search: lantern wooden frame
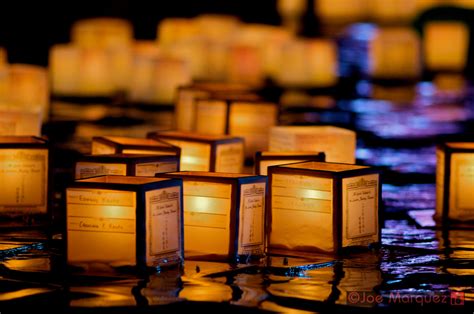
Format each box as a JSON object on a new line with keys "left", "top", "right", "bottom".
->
{"left": 92, "top": 136, "right": 181, "bottom": 156}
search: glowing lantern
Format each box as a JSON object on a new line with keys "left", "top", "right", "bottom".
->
{"left": 71, "top": 18, "right": 133, "bottom": 49}
{"left": 194, "top": 96, "right": 278, "bottom": 157}
{"left": 275, "top": 38, "right": 338, "bottom": 88}
{"left": 423, "top": 21, "right": 469, "bottom": 72}
{"left": 0, "top": 107, "right": 42, "bottom": 136}
{"left": 91, "top": 136, "right": 180, "bottom": 156}
{"left": 227, "top": 44, "right": 264, "bottom": 86}
{"left": 268, "top": 161, "right": 380, "bottom": 255}
{"left": 269, "top": 126, "right": 356, "bottom": 164}
{"left": 255, "top": 151, "right": 326, "bottom": 175}
{"left": 157, "top": 171, "right": 266, "bottom": 261}
{"left": 368, "top": 27, "right": 421, "bottom": 79}
{"left": 194, "top": 14, "right": 240, "bottom": 43}
{"left": 277, "top": 0, "right": 307, "bottom": 33}
{"left": 148, "top": 131, "right": 244, "bottom": 173}
{"left": 67, "top": 175, "right": 183, "bottom": 269}
{"left": 436, "top": 142, "right": 474, "bottom": 222}
{"left": 0, "top": 64, "right": 49, "bottom": 121}
{"left": 315, "top": 0, "right": 369, "bottom": 26}
{"left": 157, "top": 18, "right": 198, "bottom": 46}
{"left": 0, "top": 136, "right": 48, "bottom": 227}
{"left": 175, "top": 83, "right": 251, "bottom": 132}
{"left": 368, "top": 0, "right": 417, "bottom": 23}
{"left": 75, "top": 154, "right": 180, "bottom": 179}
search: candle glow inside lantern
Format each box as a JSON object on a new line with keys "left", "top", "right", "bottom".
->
{"left": 75, "top": 154, "right": 180, "bottom": 179}
{"left": 92, "top": 136, "right": 181, "bottom": 157}
{"left": 368, "top": 27, "right": 421, "bottom": 79}
{"left": 268, "top": 161, "right": 380, "bottom": 255}
{"left": 67, "top": 176, "right": 183, "bottom": 269}
{"left": 0, "top": 107, "right": 42, "bottom": 136}
{"left": 148, "top": 131, "right": 244, "bottom": 173}
{"left": 157, "top": 171, "right": 267, "bottom": 261}
{"left": 269, "top": 126, "right": 356, "bottom": 164}
{"left": 255, "top": 151, "right": 326, "bottom": 176}
{"left": 436, "top": 142, "right": 474, "bottom": 222}
{"left": 0, "top": 136, "right": 49, "bottom": 226}
{"left": 175, "top": 83, "right": 252, "bottom": 132}
{"left": 423, "top": 21, "right": 469, "bottom": 72}
{"left": 194, "top": 96, "right": 278, "bottom": 157}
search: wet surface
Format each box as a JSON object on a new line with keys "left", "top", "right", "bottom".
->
{"left": 2, "top": 93, "right": 474, "bottom": 312}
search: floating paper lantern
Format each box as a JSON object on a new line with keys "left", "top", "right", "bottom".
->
{"left": 436, "top": 142, "right": 474, "bottom": 222}
{"left": 368, "top": 27, "right": 421, "bottom": 79}
{"left": 148, "top": 131, "right": 244, "bottom": 173}
{"left": 0, "top": 107, "right": 42, "bottom": 136}
{"left": 175, "top": 83, "right": 251, "bottom": 132}
{"left": 194, "top": 96, "right": 278, "bottom": 157}
{"left": 423, "top": 21, "right": 469, "bottom": 72}
{"left": 67, "top": 176, "right": 183, "bottom": 270}
{"left": 269, "top": 126, "right": 356, "bottom": 164}
{"left": 75, "top": 154, "right": 180, "bottom": 179}
{"left": 157, "top": 18, "right": 198, "bottom": 47}
{"left": 91, "top": 136, "right": 181, "bottom": 156}
{"left": 157, "top": 171, "right": 266, "bottom": 261}
{"left": 0, "top": 136, "right": 48, "bottom": 227}
{"left": 255, "top": 151, "right": 326, "bottom": 175}
{"left": 268, "top": 161, "right": 381, "bottom": 255}
{"left": 275, "top": 38, "right": 338, "bottom": 88}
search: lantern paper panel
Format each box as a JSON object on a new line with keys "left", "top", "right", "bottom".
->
{"left": 269, "top": 126, "right": 356, "bottom": 164}
{"left": 268, "top": 161, "right": 380, "bottom": 256}
{"left": 255, "top": 151, "right": 326, "bottom": 175}
{"left": 67, "top": 176, "right": 183, "bottom": 269}
{"left": 423, "top": 21, "right": 469, "bottom": 72}
{"left": 92, "top": 136, "right": 181, "bottom": 156}
{"left": 0, "top": 108, "right": 42, "bottom": 136}
{"left": 75, "top": 154, "right": 179, "bottom": 179}
{"left": 157, "top": 171, "right": 266, "bottom": 261}
{"left": 71, "top": 18, "right": 133, "bottom": 49}
{"left": 0, "top": 136, "right": 48, "bottom": 226}
{"left": 436, "top": 142, "right": 474, "bottom": 222}
{"left": 148, "top": 131, "right": 244, "bottom": 173}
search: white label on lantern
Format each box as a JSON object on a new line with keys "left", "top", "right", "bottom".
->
{"left": 135, "top": 161, "right": 178, "bottom": 177}
{"left": 91, "top": 141, "right": 116, "bottom": 155}
{"left": 146, "top": 186, "right": 181, "bottom": 263}
{"left": 450, "top": 153, "right": 474, "bottom": 220}
{"left": 342, "top": 174, "right": 379, "bottom": 247}
{"left": 238, "top": 182, "right": 265, "bottom": 255}
{"left": 66, "top": 189, "right": 136, "bottom": 265}
{"left": 0, "top": 149, "right": 48, "bottom": 214}
{"left": 435, "top": 148, "right": 445, "bottom": 219}
{"left": 270, "top": 173, "right": 334, "bottom": 253}
{"left": 75, "top": 162, "right": 127, "bottom": 179}
{"left": 215, "top": 141, "right": 243, "bottom": 173}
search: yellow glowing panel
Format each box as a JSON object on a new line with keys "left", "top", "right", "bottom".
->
{"left": 0, "top": 109, "right": 42, "bottom": 136}
{"left": 135, "top": 161, "right": 178, "bottom": 177}
{"left": 49, "top": 45, "right": 81, "bottom": 95}
{"left": 315, "top": 0, "right": 368, "bottom": 23}
{"left": 195, "top": 14, "right": 240, "bottom": 42}
{"left": 75, "top": 162, "right": 127, "bottom": 179}
{"left": 369, "top": 27, "right": 420, "bottom": 79}
{"left": 341, "top": 174, "right": 379, "bottom": 247}
{"left": 183, "top": 181, "right": 232, "bottom": 257}
{"left": 435, "top": 148, "right": 445, "bottom": 220}
{"left": 71, "top": 18, "right": 133, "bottom": 49}
{"left": 0, "top": 149, "right": 48, "bottom": 214}
{"left": 152, "top": 58, "right": 192, "bottom": 104}
{"left": 194, "top": 100, "right": 227, "bottom": 135}
{"left": 175, "top": 88, "right": 209, "bottom": 131}
{"left": 368, "top": 0, "right": 417, "bottom": 22}
{"left": 67, "top": 188, "right": 136, "bottom": 266}
{"left": 91, "top": 141, "right": 116, "bottom": 155}
{"left": 157, "top": 18, "right": 198, "bottom": 46}
{"left": 145, "top": 186, "right": 181, "bottom": 265}
{"left": 164, "top": 139, "right": 211, "bottom": 171}
{"left": 449, "top": 153, "right": 474, "bottom": 221}
{"left": 215, "top": 141, "right": 244, "bottom": 173}
{"left": 270, "top": 173, "right": 334, "bottom": 253}
{"left": 277, "top": 0, "right": 307, "bottom": 17}
{"left": 269, "top": 126, "right": 356, "bottom": 164}
{"left": 424, "top": 22, "right": 469, "bottom": 71}
{"left": 79, "top": 48, "right": 115, "bottom": 96}
{"left": 227, "top": 45, "right": 264, "bottom": 86}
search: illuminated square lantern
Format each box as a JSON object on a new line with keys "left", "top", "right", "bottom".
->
{"left": 268, "top": 161, "right": 381, "bottom": 255}
{"left": 67, "top": 175, "right": 184, "bottom": 269}
{"left": 255, "top": 151, "right": 326, "bottom": 175}
{"left": 148, "top": 131, "right": 244, "bottom": 173}
{"left": 0, "top": 136, "right": 49, "bottom": 227}
{"left": 436, "top": 142, "right": 474, "bottom": 222}
{"left": 269, "top": 126, "right": 356, "bottom": 164}
{"left": 0, "top": 107, "right": 42, "bottom": 136}
{"left": 75, "top": 154, "right": 180, "bottom": 179}
{"left": 423, "top": 21, "right": 469, "bottom": 72}
{"left": 71, "top": 18, "right": 133, "bottom": 49}
{"left": 315, "top": 0, "right": 369, "bottom": 26}
{"left": 226, "top": 44, "right": 264, "bottom": 87}
{"left": 91, "top": 136, "right": 181, "bottom": 157}
{"left": 175, "top": 83, "right": 251, "bottom": 132}
{"left": 156, "top": 171, "right": 267, "bottom": 261}
{"left": 194, "top": 96, "right": 278, "bottom": 157}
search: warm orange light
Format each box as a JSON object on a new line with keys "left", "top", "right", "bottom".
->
{"left": 0, "top": 107, "right": 42, "bottom": 136}
{"left": 71, "top": 18, "right": 133, "bottom": 49}
{"left": 315, "top": 0, "right": 369, "bottom": 25}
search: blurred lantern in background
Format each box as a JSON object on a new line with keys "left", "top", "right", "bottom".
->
{"left": 277, "top": 0, "right": 307, "bottom": 33}
{"left": 91, "top": 136, "right": 181, "bottom": 156}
